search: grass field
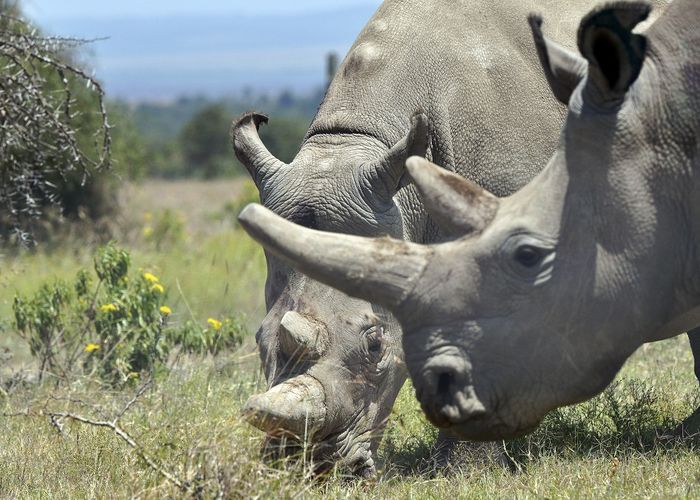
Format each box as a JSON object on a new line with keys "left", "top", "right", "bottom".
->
{"left": 1, "top": 179, "right": 699, "bottom": 498}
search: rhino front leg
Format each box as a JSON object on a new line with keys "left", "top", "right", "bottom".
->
{"left": 676, "top": 328, "right": 700, "bottom": 437}
{"left": 663, "top": 328, "right": 700, "bottom": 439}
{"left": 429, "top": 430, "right": 513, "bottom": 474}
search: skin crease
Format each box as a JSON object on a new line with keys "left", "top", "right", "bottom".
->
{"left": 234, "top": 0, "right": 673, "bottom": 473}
{"left": 237, "top": 0, "right": 698, "bottom": 442}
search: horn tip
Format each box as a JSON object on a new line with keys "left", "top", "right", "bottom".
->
{"left": 234, "top": 111, "right": 269, "bottom": 128}
{"left": 406, "top": 156, "right": 435, "bottom": 179}
{"left": 528, "top": 12, "right": 543, "bottom": 29}
{"left": 237, "top": 203, "right": 266, "bottom": 233}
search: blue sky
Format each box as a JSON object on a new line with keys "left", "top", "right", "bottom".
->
{"left": 22, "top": 1, "right": 382, "bottom": 101}
{"left": 24, "top": 0, "right": 377, "bottom": 19}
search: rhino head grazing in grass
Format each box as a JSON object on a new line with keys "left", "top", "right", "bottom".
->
{"left": 233, "top": 0, "right": 640, "bottom": 472}
{"left": 237, "top": 0, "right": 697, "bottom": 441}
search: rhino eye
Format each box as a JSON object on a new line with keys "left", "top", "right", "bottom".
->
{"left": 514, "top": 245, "right": 544, "bottom": 268}
{"left": 364, "top": 326, "right": 384, "bottom": 358}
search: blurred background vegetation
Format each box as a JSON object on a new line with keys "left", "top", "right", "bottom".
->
{"left": 2, "top": 1, "right": 700, "bottom": 497}
{"left": 0, "top": 0, "right": 324, "bottom": 245}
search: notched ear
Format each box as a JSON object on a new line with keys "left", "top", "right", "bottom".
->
{"left": 406, "top": 156, "right": 499, "bottom": 237}
{"left": 528, "top": 13, "right": 587, "bottom": 105}
{"left": 363, "top": 111, "right": 430, "bottom": 203}
{"left": 231, "top": 112, "right": 286, "bottom": 191}
{"left": 577, "top": 2, "right": 651, "bottom": 99}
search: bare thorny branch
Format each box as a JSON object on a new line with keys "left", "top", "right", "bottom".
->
{"left": 0, "top": 12, "right": 111, "bottom": 243}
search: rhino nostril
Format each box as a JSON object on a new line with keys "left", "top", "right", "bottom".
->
{"left": 437, "top": 371, "right": 454, "bottom": 397}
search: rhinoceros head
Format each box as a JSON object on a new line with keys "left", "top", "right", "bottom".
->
{"left": 232, "top": 112, "right": 429, "bottom": 474}
{"left": 238, "top": 1, "right": 700, "bottom": 440}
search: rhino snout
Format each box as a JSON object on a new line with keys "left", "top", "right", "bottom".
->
{"left": 415, "top": 356, "right": 486, "bottom": 428}
{"left": 242, "top": 374, "right": 326, "bottom": 438}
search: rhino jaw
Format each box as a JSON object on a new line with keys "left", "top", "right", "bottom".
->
{"left": 243, "top": 374, "right": 327, "bottom": 438}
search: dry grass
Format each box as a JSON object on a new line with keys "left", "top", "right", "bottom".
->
{"left": 1, "top": 179, "right": 699, "bottom": 497}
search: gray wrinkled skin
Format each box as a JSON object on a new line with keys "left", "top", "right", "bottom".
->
{"left": 237, "top": 0, "right": 695, "bottom": 442}
{"left": 234, "top": 0, "right": 617, "bottom": 473}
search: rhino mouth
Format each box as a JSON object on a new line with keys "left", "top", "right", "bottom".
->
{"left": 260, "top": 428, "right": 377, "bottom": 477}
{"left": 244, "top": 373, "right": 378, "bottom": 477}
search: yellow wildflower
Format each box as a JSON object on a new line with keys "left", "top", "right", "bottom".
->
{"left": 100, "top": 303, "right": 118, "bottom": 313}
{"left": 143, "top": 226, "right": 154, "bottom": 238}
{"left": 151, "top": 283, "right": 165, "bottom": 294}
{"left": 159, "top": 305, "right": 172, "bottom": 315}
{"left": 143, "top": 211, "right": 153, "bottom": 222}
{"left": 84, "top": 343, "right": 100, "bottom": 353}
{"left": 143, "top": 272, "right": 159, "bottom": 283}
{"left": 207, "top": 318, "right": 222, "bottom": 331}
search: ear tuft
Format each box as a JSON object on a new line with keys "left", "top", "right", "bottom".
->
{"left": 363, "top": 111, "right": 431, "bottom": 203}
{"left": 577, "top": 2, "right": 651, "bottom": 96}
{"left": 231, "top": 111, "right": 285, "bottom": 190}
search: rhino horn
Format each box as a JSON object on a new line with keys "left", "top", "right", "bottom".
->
{"left": 242, "top": 374, "right": 326, "bottom": 437}
{"left": 231, "top": 112, "right": 286, "bottom": 189}
{"left": 238, "top": 203, "right": 430, "bottom": 310}
{"left": 279, "top": 311, "right": 329, "bottom": 359}
{"left": 364, "top": 111, "right": 430, "bottom": 201}
{"left": 406, "top": 156, "right": 499, "bottom": 237}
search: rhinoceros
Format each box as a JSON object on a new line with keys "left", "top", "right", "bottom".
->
{"left": 233, "top": 0, "right": 636, "bottom": 472}
{"left": 237, "top": 0, "right": 698, "bottom": 441}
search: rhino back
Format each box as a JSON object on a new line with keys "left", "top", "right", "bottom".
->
{"left": 307, "top": 0, "right": 602, "bottom": 198}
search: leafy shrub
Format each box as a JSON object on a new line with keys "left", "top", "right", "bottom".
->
{"left": 172, "top": 317, "right": 247, "bottom": 356}
{"left": 13, "top": 243, "right": 247, "bottom": 384}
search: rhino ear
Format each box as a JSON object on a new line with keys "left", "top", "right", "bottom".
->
{"left": 406, "top": 157, "right": 499, "bottom": 237}
{"left": 363, "top": 112, "right": 430, "bottom": 202}
{"left": 529, "top": 14, "right": 587, "bottom": 105}
{"left": 577, "top": 2, "right": 651, "bottom": 101}
{"left": 231, "top": 112, "right": 286, "bottom": 191}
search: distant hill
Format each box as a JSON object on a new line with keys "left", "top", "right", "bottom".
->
{"left": 36, "top": 6, "right": 379, "bottom": 101}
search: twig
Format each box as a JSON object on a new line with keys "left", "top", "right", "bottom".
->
{"left": 175, "top": 278, "right": 198, "bottom": 324}
{"left": 115, "top": 378, "right": 152, "bottom": 423}
{"left": 47, "top": 410, "right": 188, "bottom": 491}
{"left": 2, "top": 408, "right": 189, "bottom": 493}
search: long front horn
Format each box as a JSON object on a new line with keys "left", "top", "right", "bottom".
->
{"left": 406, "top": 156, "right": 499, "bottom": 237}
{"left": 363, "top": 112, "right": 430, "bottom": 201}
{"left": 238, "top": 204, "right": 430, "bottom": 310}
{"left": 231, "top": 112, "right": 286, "bottom": 189}
{"left": 243, "top": 375, "right": 326, "bottom": 436}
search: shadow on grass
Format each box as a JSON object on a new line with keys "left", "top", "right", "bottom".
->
{"left": 379, "top": 378, "right": 700, "bottom": 478}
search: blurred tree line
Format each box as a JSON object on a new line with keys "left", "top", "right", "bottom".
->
{"left": 136, "top": 95, "right": 315, "bottom": 179}
{"left": 0, "top": 0, "right": 319, "bottom": 243}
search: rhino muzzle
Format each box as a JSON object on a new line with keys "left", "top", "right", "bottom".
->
{"left": 243, "top": 374, "right": 327, "bottom": 437}
{"left": 414, "top": 355, "right": 486, "bottom": 428}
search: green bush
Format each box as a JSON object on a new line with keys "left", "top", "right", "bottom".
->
{"left": 12, "top": 243, "right": 247, "bottom": 384}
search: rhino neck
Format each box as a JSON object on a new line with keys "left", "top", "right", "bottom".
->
{"left": 642, "top": 0, "right": 700, "bottom": 336}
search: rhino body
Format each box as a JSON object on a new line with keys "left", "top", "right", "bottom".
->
{"left": 234, "top": 0, "right": 621, "bottom": 471}
{"left": 238, "top": 0, "right": 697, "bottom": 441}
